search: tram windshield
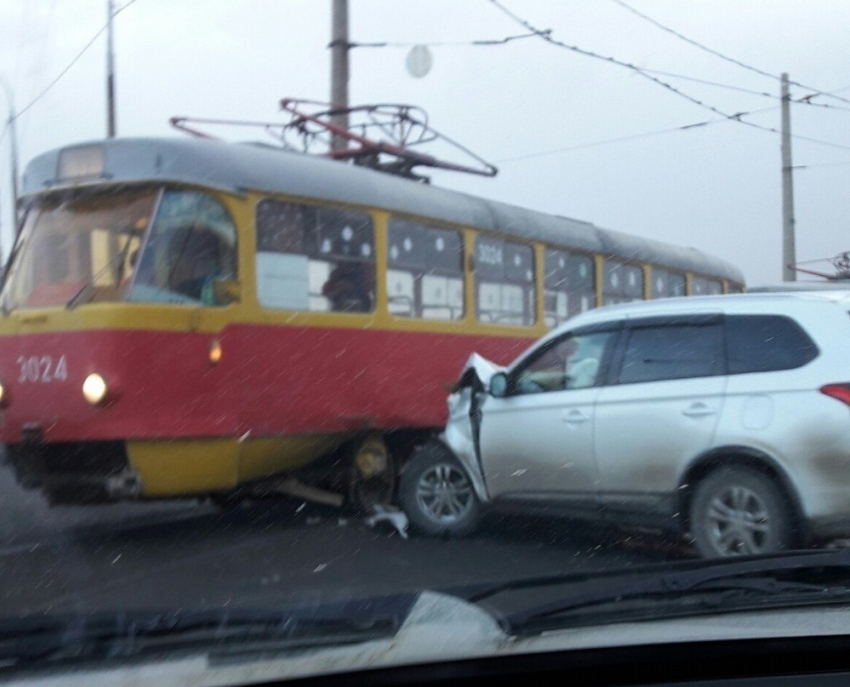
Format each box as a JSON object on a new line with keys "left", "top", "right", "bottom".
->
{"left": 2, "top": 186, "right": 239, "bottom": 310}
{"left": 2, "top": 188, "right": 157, "bottom": 310}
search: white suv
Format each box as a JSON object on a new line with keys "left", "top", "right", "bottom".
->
{"left": 399, "top": 291, "right": 850, "bottom": 558}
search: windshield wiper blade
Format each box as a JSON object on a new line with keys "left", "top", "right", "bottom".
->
{"left": 66, "top": 231, "right": 135, "bottom": 310}
{"left": 459, "top": 548, "right": 850, "bottom": 636}
{"left": 0, "top": 594, "right": 416, "bottom": 671}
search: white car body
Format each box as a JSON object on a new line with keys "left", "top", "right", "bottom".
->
{"left": 437, "top": 291, "right": 850, "bottom": 552}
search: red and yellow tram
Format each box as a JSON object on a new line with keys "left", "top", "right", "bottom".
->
{"left": 0, "top": 137, "right": 743, "bottom": 506}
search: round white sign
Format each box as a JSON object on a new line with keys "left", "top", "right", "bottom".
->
{"left": 406, "top": 45, "right": 433, "bottom": 78}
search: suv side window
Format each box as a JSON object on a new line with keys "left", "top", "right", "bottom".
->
{"left": 726, "top": 314, "right": 818, "bottom": 374}
{"left": 512, "top": 330, "right": 615, "bottom": 395}
{"left": 618, "top": 323, "right": 723, "bottom": 384}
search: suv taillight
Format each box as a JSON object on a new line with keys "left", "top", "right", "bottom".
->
{"left": 820, "top": 384, "right": 850, "bottom": 406}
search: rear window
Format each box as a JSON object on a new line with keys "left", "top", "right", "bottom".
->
{"left": 725, "top": 315, "right": 818, "bottom": 374}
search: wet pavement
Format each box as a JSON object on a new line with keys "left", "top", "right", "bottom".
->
{"left": 0, "top": 466, "right": 687, "bottom": 615}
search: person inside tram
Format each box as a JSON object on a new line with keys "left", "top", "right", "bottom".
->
{"left": 321, "top": 261, "right": 373, "bottom": 313}
{"left": 167, "top": 224, "right": 231, "bottom": 303}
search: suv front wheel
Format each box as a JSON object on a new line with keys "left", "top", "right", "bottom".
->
{"left": 690, "top": 465, "right": 798, "bottom": 558}
{"left": 399, "top": 444, "right": 481, "bottom": 537}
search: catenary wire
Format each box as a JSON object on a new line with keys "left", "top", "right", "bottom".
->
{"left": 487, "top": 0, "right": 850, "bottom": 152}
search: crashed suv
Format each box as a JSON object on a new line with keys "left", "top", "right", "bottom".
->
{"left": 399, "top": 291, "right": 850, "bottom": 558}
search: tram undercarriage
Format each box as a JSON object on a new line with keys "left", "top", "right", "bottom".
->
{"left": 6, "top": 431, "right": 428, "bottom": 512}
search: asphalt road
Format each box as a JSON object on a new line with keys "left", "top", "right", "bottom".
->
{"left": 0, "top": 465, "right": 687, "bottom": 616}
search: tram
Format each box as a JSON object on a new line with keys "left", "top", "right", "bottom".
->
{"left": 0, "top": 109, "right": 744, "bottom": 508}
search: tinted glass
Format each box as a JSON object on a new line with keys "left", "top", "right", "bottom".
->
{"left": 619, "top": 324, "right": 723, "bottom": 384}
{"left": 255, "top": 199, "right": 375, "bottom": 313}
{"left": 726, "top": 315, "right": 818, "bottom": 373}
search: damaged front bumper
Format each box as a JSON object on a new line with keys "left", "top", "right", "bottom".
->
{"left": 439, "top": 353, "right": 504, "bottom": 505}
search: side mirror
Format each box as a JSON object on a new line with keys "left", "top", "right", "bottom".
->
{"left": 210, "top": 278, "right": 241, "bottom": 305}
{"left": 489, "top": 372, "right": 508, "bottom": 398}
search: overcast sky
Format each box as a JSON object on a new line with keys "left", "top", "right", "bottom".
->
{"left": 1, "top": 0, "right": 849, "bottom": 286}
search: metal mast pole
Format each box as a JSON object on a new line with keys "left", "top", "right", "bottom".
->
{"left": 0, "top": 78, "right": 19, "bottom": 243}
{"left": 330, "top": 0, "right": 349, "bottom": 152}
{"left": 781, "top": 72, "right": 796, "bottom": 282}
{"left": 8, "top": 100, "right": 18, "bottom": 241}
{"left": 106, "top": 0, "right": 116, "bottom": 138}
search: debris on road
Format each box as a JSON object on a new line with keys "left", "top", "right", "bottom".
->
{"left": 365, "top": 504, "right": 409, "bottom": 539}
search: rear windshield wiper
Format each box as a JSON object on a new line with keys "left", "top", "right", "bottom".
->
{"left": 458, "top": 548, "right": 850, "bottom": 636}
{"left": 0, "top": 593, "right": 416, "bottom": 672}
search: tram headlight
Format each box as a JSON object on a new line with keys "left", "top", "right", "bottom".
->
{"left": 0, "top": 381, "right": 6, "bottom": 405}
{"left": 82, "top": 373, "right": 108, "bottom": 405}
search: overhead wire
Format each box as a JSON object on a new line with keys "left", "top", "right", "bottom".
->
{"left": 609, "top": 0, "right": 850, "bottom": 107}
{"left": 487, "top": 0, "right": 850, "bottom": 153}
{"left": 495, "top": 105, "right": 780, "bottom": 164}
{"left": 13, "top": 0, "right": 141, "bottom": 121}
{"left": 355, "top": 21, "right": 847, "bottom": 119}
{"left": 648, "top": 70, "right": 850, "bottom": 115}
{"left": 641, "top": 69, "right": 776, "bottom": 99}
{"left": 495, "top": 124, "right": 711, "bottom": 163}
{"left": 348, "top": 30, "right": 544, "bottom": 49}
{"left": 793, "top": 160, "right": 850, "bottom": 170}
{"left": 356, "top": 22, "right": 850, "bottom": 119}
{"left": 791, "top": 98, "right": 850, "bottom": 113}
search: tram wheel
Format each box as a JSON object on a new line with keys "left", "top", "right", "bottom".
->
{"left": 348, "top": 433, "right": 395, "bottom": 513}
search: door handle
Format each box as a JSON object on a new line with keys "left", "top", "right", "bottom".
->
{"left": 563, "top": 409, "right": 589, "bottom": 424}
{"left": 683, "top": 403, "right": 716, "bottom": 418}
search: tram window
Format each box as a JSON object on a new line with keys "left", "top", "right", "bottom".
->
{"left": 691, "top": 276, "right": 723, "bottom": 295}
{"left": 475, "top": 236, "right": 536, "bottom": 326}
{"left": 602, "top": 259, "right": 644, "bottom": 305}
{"left": 2, "top": 188, "right": 157, "bottom": 309}
{"left": 256, "top": 199, "right": 375, "bottom": 313}
{"left": 650, "top": 268, "right": 687, "bottom": 299}
{"left": 129, "top": 190, "right": 238, "bottom": 306}
{"left": 387, "top": 218, "right": 464, "bottom": 321}
{"left": 544, "top": 249, "right": 595, "bottom": 328}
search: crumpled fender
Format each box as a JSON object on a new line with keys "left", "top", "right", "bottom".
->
{"left": 439, "top": 353, "right": 505, "bottom": 504}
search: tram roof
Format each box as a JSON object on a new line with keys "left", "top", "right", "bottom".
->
{"left": 22, "top": 137, "right": 744, "bottom": 283}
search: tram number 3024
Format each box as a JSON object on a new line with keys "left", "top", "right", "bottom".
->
{"left": 17, "top": 355, "right": 69, "bottom": 383}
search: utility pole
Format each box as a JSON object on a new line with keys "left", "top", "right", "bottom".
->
{"left": 106, "top": 0, "right": 116, "bottom": 138}
{"left": 330, "top": 0, "right": 349, "bottom": 152}
{"left": 781, "top": 72, "right": 796, "bottom": 282}
{"left": 0, "top": 77, "right": 19, "bottom": 248}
